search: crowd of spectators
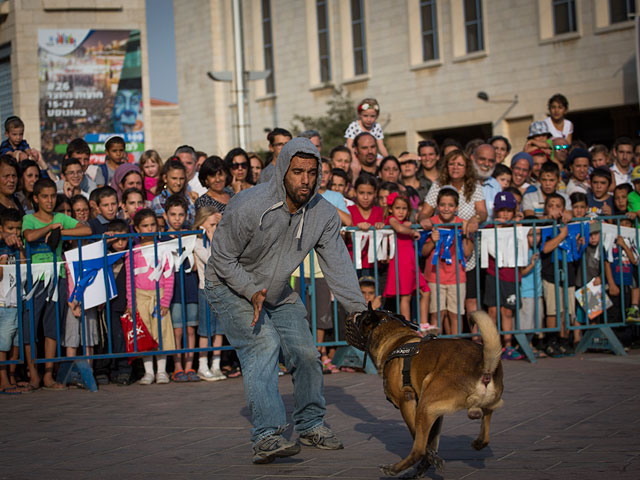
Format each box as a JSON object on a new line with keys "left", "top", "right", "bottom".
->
{"left": 1, "top": 92, "right": 639, "bottom": 394}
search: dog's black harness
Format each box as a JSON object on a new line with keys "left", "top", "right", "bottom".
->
{"left": 383, "top": 334, "right": 436, "bottom": 408}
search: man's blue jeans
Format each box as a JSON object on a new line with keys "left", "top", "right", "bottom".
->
{"left": 205, "top": 281, "right": 326, "bottom": 443}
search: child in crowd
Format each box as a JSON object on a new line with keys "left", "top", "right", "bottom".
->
{"left": 121, "top": 188, "right": 145, "bottom": 225}
{"left": 422, "top": 188, "right": 472, "bottom": 335}
{"left": 1, "top": 116, "right": 40, "bottom": 162}
{"left": 626, "top": 166, "right": 640, "bottom": 214}
{"left": 89, "top": 187, "right": 119, "bottom": 234}
{"left": 346, "top": 174, "right": 385, "bottom": 277}
{"left": 0, "top": 209, "right": 24, "bottom": 393}
{"left": 70, "top": 195, "right": 90, "bottom": 224}
{"left": 522, "top": 161, "right": 571, "bottom": 218}
{"left": 570, "top": 192, "right": 588, "bottom": 219}
{"left": 65, "top": 138, "right": 96, "bottom": 194}
{"left": 22, "top": 178, "right": 91, "bottom": 390}
{"left": 575, "top": 222, "right": 605, "bottom": 322}
{"left": 345, "top": 98, "right": 389, "bottom": 158}
{"left": 164, "top": 195, "right": 200, "bottom": 382}
{"left": 58, "top": 157, "right": 88, "bottom": 199}
{"left": 193, "top": 206, "right": 226, "bottom": 381}
{"left": 587, "top": 167, "right": 613, "bottom": 216}
{"left": 492, "top": 164, "right": 512, "bottom": 190}
{"left": 139, "top": 149, "right": 164, "bottom": 202}
{"left": 504, "top": 186, "right": 524, "bottom": 220}
{"left": 604, "top": 218, "right": 640, "bottom": 322}
{"left": 55, "top": 194, "right": 72, "bottom": 216}
{"left": 519, "top": 223, "right": 544, "bottom": 356}
{"left": 329, "top": 168, "right": 354, "bottom": 206}
{"left": 590, "top": 144, "right": 610, "bottom": 170}
{"left": 125, "top": 208, "right": 175, "bottom": 385}
{"left": 359, "top": 276, "right": 382, "bottom": 310}
{"left": 565, "top": 148, "right": 591, "bottom": 196}
{"left": 96, "top": 136, "right": 127, "bottom": 187}
{"left": 151, "top": 158, "right": 195, "bottom": 228}
{"left": 484, "top": 192, "right": 523, "bottom": 360}
{"left": 383, "top": 192, "right": 431, "bottom": 328}
{"left": 614, "top": 183, "right": 633, "bottom": 217}
{"left": 543, "top": 93, "right": 573, "bottom": 143}
{"left": 96, "top": 219, "right": 134, "bottom": 385}
{"left": 377, "top": 181, "right": 400, "bottom": 210}
{"left": 540, "top": 193, "right": 579, "bottom": 356}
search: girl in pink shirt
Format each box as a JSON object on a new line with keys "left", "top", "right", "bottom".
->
{"left": 125, "top": 208, "right": 175, "bottom": 384}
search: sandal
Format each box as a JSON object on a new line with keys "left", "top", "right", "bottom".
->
{"left": 339, "top": 366, "right": 357, "bottom": 373}
{"left": 171, "top": 370, "right": 189, "bottom": 382}
{"left": 42, "top": 382, "right": 68, "bottom": 391}
{"left": 322, "top": 357, "right": 339, "bottom": 374}
{"left": 185, "top": 369, "right": 201, "bottom": 382}
{"left": 0, "top": 386, "right": 22, "bottom": 395}
{"left": 224, "top": 367, "right": 242, "bottom": 378}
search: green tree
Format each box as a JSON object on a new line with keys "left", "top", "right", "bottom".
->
{"left": 291, "top": 87, "right": 355, "bottom": 156}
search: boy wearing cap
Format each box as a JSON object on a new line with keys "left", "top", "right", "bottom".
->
{"left": 626, "top": 166, "right": 640, "bottom": 213}
{"left": 524, "top": 121, "right": 552, "bottom": 157}
{"left": 565, "top": 148, "right": 592, "bottom": 196}
{"left": 484, "top": 191, "right": 523, "bottom": 360}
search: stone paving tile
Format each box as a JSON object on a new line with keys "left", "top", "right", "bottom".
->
{"left": 2, "top": 351, "right": 640, "bottom": 479}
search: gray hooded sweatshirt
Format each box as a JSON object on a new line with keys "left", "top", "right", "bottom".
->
{"left": 206, "top": 137, "right": 366, "bottom": 313}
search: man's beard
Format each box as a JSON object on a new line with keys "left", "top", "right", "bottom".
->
{"left": 475, "top": 165, "right": 494, "bottom": 180}
{"left": 285, "top": 178, "right": 316, "bottom": 208}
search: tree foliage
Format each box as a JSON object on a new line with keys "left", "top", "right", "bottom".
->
{"left": 290, "top": 87, "right": 355, "bottom": 156}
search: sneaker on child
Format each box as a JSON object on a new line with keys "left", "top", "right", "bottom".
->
{"left": 626, "top": 305, "right": 640, "bottom": 323}
{"left": 501, "top": 346, "right": 524, "bottom": 361}
{"left": 139, "top": 372, "right": 154, "bottom": 385}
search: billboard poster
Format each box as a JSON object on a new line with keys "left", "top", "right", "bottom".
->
{"left": 38, "top": 29, "right": 144, "bottom": 168}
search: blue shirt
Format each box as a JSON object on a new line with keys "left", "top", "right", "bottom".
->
{"left": 482, "top": 177, "right": 502, "bottom": 219}
{"left": 0, "top": 139, "right": 30, "bottom": 155}
{"left": 520, "top": 248, "right": 542, "bottom": 298}
{"left": 320, "top": 189, "right": 349, "bottom": 214}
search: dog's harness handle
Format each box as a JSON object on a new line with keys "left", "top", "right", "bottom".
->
{"left": 383, "top": 334, "right": 436, "bottom": 408}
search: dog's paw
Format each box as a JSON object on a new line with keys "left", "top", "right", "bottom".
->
{"left": 379, "top": 464, "right": 398, "bottom": 476}
{"left": 425, "top": 447, "right": 445, "bottom": 471}
{"left": 471, "top": 439, "right": 488, "bottom": 450}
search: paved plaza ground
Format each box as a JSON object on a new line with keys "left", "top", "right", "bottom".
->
{"left": 2, "top": 350, "right": 640, "bottom": 479}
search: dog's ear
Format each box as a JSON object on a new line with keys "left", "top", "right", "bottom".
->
{"left": 368, "top": 301, "right": 373, "bottom": 312}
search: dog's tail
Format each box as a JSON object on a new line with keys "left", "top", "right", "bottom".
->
{"left": 470, "top": 310, "right": 502, "bottom": 378}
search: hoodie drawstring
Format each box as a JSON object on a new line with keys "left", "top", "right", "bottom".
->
{"left": 259, "top": 201, "right": 284, "bottom": 228}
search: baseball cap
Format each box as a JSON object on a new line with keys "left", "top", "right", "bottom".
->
{"left": 527, "top": 121, "right": 552, "bottom": 139}
{"left": 632, "top": 166, "right": 640, "bottom": 182}
{"left": 494, "top": 191, "right": 517, "bottom": 211}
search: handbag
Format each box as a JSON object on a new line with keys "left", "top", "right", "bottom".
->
{"left": 120, "top": 311, "right": 159, "bottom": 353}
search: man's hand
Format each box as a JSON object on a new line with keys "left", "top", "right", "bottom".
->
{"left": 251, "top": 288, "right": 267, "bottom": 326}
{"left": 463, "top": 217, "right": 479, "bottom": 236}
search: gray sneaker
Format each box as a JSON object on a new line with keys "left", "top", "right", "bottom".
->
{"left": 252, "top": 434, "right": 301, "bottom": 464}
{"left": 299, "top": 425, "right": 344, "bottom": 450}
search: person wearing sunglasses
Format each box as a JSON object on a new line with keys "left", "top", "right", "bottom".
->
{"left": 551, "top": 137, "right": 570, "bottom": 171}
{"left": 224, "top": 148, "right": 254, "bottom": 194}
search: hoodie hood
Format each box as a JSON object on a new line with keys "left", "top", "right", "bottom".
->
{"left": 260, "top": 137, "right": 322, "bottom": 239}
{"left": 271, "top": 137, "right": 322, "bottom": 205}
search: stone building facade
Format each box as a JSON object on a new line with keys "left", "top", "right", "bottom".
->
{"left": 174, "top": 0, "right": 638, "bottom": 159}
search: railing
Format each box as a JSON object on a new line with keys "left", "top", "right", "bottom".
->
{"left": 1, "top": 216, "right": 634, "bottom": 376}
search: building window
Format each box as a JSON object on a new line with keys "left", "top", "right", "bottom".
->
{"left": 316, "top": 0, "right": 331, "bottom": 82}
{"left": 420, "top": 0, "right": 439, "bottom": 61}
{"left": 553, "top": 0, "right": 577, "bottom": 35}
{"left": 350, "top": 0, "right": 367, "bottom": 75}
{"left": 610, "top": 0, "right": 636, "bottom": 23}
{"left": 261, "top": 0, "right": 275, "bottom": 94}
{"left": 463, "top": 0, "right": 484, "bottom": 53}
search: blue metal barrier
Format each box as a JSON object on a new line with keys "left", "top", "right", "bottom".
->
{"left": 1, "top": 217, "right": 635, "bottom": 376}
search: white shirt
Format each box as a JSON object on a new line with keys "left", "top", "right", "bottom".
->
{"left": 188, "top": 175, "right": 207, "bottom": 197}
{"left": 544, "top": 117, "right": 573, "bottom": 139}
{"left": 610, "top": 163, "right": 632, "bottom": 187}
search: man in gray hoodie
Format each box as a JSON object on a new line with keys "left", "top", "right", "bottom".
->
{"left": 205, "top": 137, "right": 366, "bottom": 464}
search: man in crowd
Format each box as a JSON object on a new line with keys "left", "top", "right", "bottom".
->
{"left": 471, "top": 143, "right": 501, "bottom": 217}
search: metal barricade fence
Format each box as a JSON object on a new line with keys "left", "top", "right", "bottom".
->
{"left": 0, "top": 217, "right": 634, "bottom": 373}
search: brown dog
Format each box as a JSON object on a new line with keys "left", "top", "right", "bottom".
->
{"left": 345, "top": 308, "right": 504, "bottom": 477}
